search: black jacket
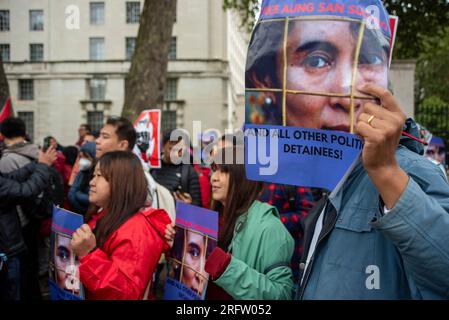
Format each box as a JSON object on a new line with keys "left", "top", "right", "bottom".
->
{"left": 151, "top": 162, "right": 202, "bottom": 207}
{"left": 0, "top": 162, "right": 49, "bottom": 257}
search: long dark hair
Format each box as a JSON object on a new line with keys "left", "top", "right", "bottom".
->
{"left": 90, "top": 151, "right": 148, "bottom": 247}
{"left": 211, "top": 146, "right": 264, "bottom": 250}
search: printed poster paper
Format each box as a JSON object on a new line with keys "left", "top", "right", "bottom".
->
{"left": 49, "top": 206, "right": 84, "bottom": 300}
{"left": 245, "top": 0, "right": 394, "bottom": 191}
{"left": 164, "top": 202, "right": 218, "bottom": 300}
{"left": 133, "top": 109, "right": 162, "bottom": 169}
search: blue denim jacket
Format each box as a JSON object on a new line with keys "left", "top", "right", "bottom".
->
{"left": 297, "top": 145, "right": 449, "bottom": 299}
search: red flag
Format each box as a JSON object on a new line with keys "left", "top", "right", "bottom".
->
{"left": 0, "top": 97, "right": 12, "bottom": 122}
{"left": 388, "top": 16, "right": 399, "bottom": 68}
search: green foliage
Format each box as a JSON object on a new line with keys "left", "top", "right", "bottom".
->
{"left": 223, "top": 0, "right": 259, "bottom": 33}
{"left": 384, "top": 1, "right": 449, "bottom": 59}
{"left": 415, "top": 28, "right": 449, "bottom": 104}
{"left": 415, "top": 96, "right": 449, "bottom": 141}
{"left": 417, "top": 96, "right": 448, "bottom": 116}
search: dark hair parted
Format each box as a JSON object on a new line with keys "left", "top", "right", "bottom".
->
{"left": 106, "top": 116, "right": 137, "bottom": 151}
{"left": 93, "top": 151, "right": 148, "bottom": 247}
{"left": 211, "top": 146, "right": 264, "bottom": 250}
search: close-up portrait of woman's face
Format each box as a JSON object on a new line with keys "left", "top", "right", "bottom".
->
{"left": 54, "top": 234, "right": 80, "bottom": 294}
{"left": 181, "top": 230, "right": 208, "bottom": 296}
{"left": 246, "top": 18, "right": 390, "bottom": 132}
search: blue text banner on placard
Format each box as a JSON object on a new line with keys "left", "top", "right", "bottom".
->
{"left": 244, "top": 124, "right": 363, "bottom": 191}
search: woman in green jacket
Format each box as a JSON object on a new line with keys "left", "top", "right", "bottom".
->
{"left": 202, "top": 145, "right": 294, "bottom": 300}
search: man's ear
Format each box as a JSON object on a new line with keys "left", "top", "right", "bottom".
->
{"left": 118, "top": 140, "right": 129, "bottom": 151}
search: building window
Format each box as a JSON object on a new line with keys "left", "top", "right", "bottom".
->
{"left": 126, "top": 37, "right": 136, "bottom": 60}
{"left": 89, "top": 37, "right": 105, "bottom": 60}
{"left": 90, "top": 2, "right": 105, "bottom": 25}
{"left": 168, "top": 37, "right": 177, "bottom": 60}
{"left": 0, "top": 10, "right": 10, "bottom": 31}
{"left": 161, "top": 110, "right": 177, "bottom": 132}
{"left": 0, "top": 44, "right": 9, "bottom": 62}
{"left": 30, "top": 43, "right": 44, "bottom": 62}
{"left": 18, "top": 112, "right": 34, "bottom": 142}
{"left": 89, "top": 78, "right": 106, "bottom": 100}
{"left": 30, "top": 10, "right": 44, "bottom": 31}
{"left": 164, "top": 79, "right": 177, "bottom": 101}
{"left": 126, "top": 2, "right": 140, "bottom": 24}
{"left": 19, "top": 80, "right": 34, "bottom": 100}
{"left": 87, "top": 111, "right": 104, "bottom": 134}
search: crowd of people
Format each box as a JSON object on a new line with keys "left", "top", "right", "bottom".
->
{"left": 1, "top": 0, "right": 449, "bottom": 301}
{"left": 0, "top": 116, "right": 319, "bottom": 300}
{"left": 1, "top": 106, "right": 448, "bottom": 300}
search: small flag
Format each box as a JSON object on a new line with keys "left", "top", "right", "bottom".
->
{"left": 388, "top": 16, "right": 399, "bottom": 68}
{"left": 0, "top": 97, "right": 12, "bottom": 122}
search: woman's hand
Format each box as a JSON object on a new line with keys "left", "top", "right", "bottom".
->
{"left": 174, "top": 191, "right": 193, "bottom": 204}
{"left": 165, "top": 222, "right": 176, "bottom": 247}
{"left": 71, "top": 224, "right": 96, "bottom": 259}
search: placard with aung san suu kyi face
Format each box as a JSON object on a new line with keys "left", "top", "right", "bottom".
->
{"left": 244, "top": 0, "right": 393, "bottom": 191}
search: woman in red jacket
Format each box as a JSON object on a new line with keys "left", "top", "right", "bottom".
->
{"left": 71, "top": 151, "right": 171, "bottom": 300}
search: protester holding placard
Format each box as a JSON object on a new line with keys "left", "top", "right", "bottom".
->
{"left": 204, "top": 146, "right": 294, "bottom": 300}
{"left": 246, "top": 0, "right": 449, "bottom": 299}
{"left": 218, "top": 132, "right": 317, "bottom": 284}
{"left": 70, "top": 151, "right": 171, "bottom": 300}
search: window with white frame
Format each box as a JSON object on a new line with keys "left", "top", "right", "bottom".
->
{"left": 126, "top": 2, "right": 140, "bottom": 23}
{"left": 0, "top": 44, "right": 9, "bottom": 62}
{"left": 29, "top": 10, "right": 44, "bottom": 31}
{"left": 30, "top": 43, "right": 44, "bottom": 61}
{"left": 168, "top": 37, "right": 177, "bottom": 60}
{"left": 126, "top": 37, "right": 136, "bottom": 60}
{"left": 89, "top": 78, "right": 107, "bottom": 100}
{"left": 87, "top": 111, "right": 104, "bottom": 134}
{"left": 0, "top": 10, "right": 10, "bottom": 31}
{"left": 90, "top": 2, "right": 105, "bottom": 25}
{"left": 164, "top": 78, "right": 177, "bottom": 101}
{"left": 19, "top": 80, "right": 34, "bottom": 100}
{"left": 18, "top": 112, "right": 34, "bottom": 142}
{"left": 89, "top": 37, "right": 105, "bottom": 60}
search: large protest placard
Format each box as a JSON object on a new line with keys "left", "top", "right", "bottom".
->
{"left": 133, "top": 109, "right": 161, "bottom": 169}
{"left": 49, "top": 206, "right": 84, "bottom": 300}
{"left": 245, "top": 0, "right": 396, "bottom": 191}
{"left": 164, "top": 202, "right": 218, "bottom": 300}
